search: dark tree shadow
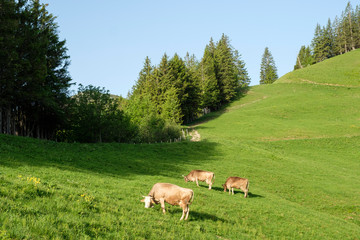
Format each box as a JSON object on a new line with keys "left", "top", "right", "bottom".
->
{"left": 187, "top": 86, "right": 250, "bottom": 127}
{"left": 0, "top": 135, "right": 220, "bottom": 179}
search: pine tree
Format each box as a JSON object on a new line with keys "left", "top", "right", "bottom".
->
{"left": 161, "top": 87, "right": 183, "bottom": 124}
{"left": 233, "top": 49, "right": 250, "bottom": 88}
{"left": 168, "top": 54, "right": 200, "bottom": 123}
{"left": 323, "top": 19, "right": 335, "bottom": 59}
{"left": 260, "top": 47, "right": 278, "bottom": 84}
{"left": 312, "top": 24, "right": 327, "bottom": 62}
{"left": 344, "top": 2, "right": 356, "bottom": 51}
{"left": 199, "top": 39, "right": 220, "bottom": 111}
{"left": 132, "top": 56, "right": 153, "bottom": 95}
{"left": 215, "top": 34, "right": 238, "bottom": 104}
{"left": 0, "top": 0, "right": 71, "bottom": 138}
{"left": 355, "top": 5, "right": 360, "bottom": 48}
{"left": 294, "top": 45, "right": 314, "bottom": 70}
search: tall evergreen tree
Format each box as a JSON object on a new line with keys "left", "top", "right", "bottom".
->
{"left": 312, "top": 24, "right": 327, "bottom": 62}
{"left": 215, "top": 34, "right": 238, "bottom": 103}
{"left": 260, "top": 47, "right": 278, "bottom": 84}
{"left": 200, "top": 40, "right": 220, "bottom": 111}
{"left": 168, "top": 54, "right": 200, "bottom": 123}
{"left": 233, "top": 49, "right": 250, "bottom": 89}
{"left": 132, "top": 56, "right": 153, "bottom": 95}
{"left": 294, "top": 45, "right": 314, "bottom": 70}
{"left": 323, "top": 19, "right": 335, "bottom": 59}
{"left": 344, "top": 2, "right": 356, "bottom": 51}
{"left": 0, "top": 0, "right": 71, "bottom": 138}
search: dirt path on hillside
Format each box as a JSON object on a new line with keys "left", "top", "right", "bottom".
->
{"left": 261, "top": 133, "right": 360, "bottom": 142}
{"left": 300, "top": 79, "right": 359, "bottom": 88}
{"left": 225, "top": 96, "right": 268, "bottom": 112}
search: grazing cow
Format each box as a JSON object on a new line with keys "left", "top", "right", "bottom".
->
{"left": 183, "top": 170, "right": 215, "bottom": 190}
{"left": 222, "top": 177, "right": 249, "bottom": 198}
{"left": 141, "top": 183, "right": 194, "bottom": 220}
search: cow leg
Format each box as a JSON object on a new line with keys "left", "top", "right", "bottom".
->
{"left": 209, "top": 181, "right": 212, "bottom": 190}
{"left": 180, "top": 205, "right": 186, "bottom": 220}
{"left": 229, "top": 188, "right": 231, "bottom": 195}
{"left": 240, "top": 187, "right": 248, "bottom": 198}
{"left": 232, "top": 188, "right": 234, "bottom": 195}
{"left": 185, "top": 205, "right": 190, "bottom": 220}
{"left": 244, "top": 188, "right": 248, "bottom": 198}
{"left": 160, "top": 198, "right": 166, "bottom": 214}
{"left": 196, "top": 177, "right": 199, "bottom": 187}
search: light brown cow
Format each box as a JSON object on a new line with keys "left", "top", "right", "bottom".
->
{"left": 222, "top": 177, "right": 249, "bottom": 198}
{"left": 183, "top": 170, "right": 215, "bottom": 190}
{"left": 141, "top": 183, "right": 194, "bottom": 220}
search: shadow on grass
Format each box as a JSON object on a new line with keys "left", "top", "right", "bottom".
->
{"left": 199, "top": 185, "right": 264, "bottom": 198}
{"left": 222, "top": 191, "right": 264, "bottom": 198}
{"left": 186, "top": 86, "right": 250, "bottom": 127}
{"left": 0, "top": 134, "right": 221, "bottom": 179}
{"left": 170, "top": 208, "right": 227, "bottom": 222}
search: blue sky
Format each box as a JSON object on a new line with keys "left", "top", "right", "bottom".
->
{"left": 43, "top": 0, "right": 358, "bottom": 97}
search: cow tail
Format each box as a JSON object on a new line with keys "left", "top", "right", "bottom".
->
{"left": 212, "top": 173, "right": 215, "bottom": 184}
{"left": 246, "top": 180, "right": 249, "bottom": 191}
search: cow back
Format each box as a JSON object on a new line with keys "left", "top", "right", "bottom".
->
{"left": 149, "top": 183, "right": 193, "bottom": 206}
{"left": 226, "top": 177, "right": 248, "bottom": 188}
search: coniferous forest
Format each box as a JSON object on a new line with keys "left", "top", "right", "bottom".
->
{"left": 0, "top": 1, "right": 250, "bottom": 143}
{"left": 2, "top": 0, "right": 358, "bottom": 143}
{"left": 294, "top": 2, "right": 360, "bottom": 69}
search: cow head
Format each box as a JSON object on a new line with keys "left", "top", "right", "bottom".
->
{"left": 182, "top": 175, "right": 189, "bottom": 182}
{"left": 141, "top": 195, "right": 154, "bottom": 208}
{"left": 222, "top": 184, "right": 227, "bottom": 192}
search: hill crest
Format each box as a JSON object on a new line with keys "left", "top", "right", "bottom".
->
{"left": 276, "top": 49, "right": 360, "bottom": 87}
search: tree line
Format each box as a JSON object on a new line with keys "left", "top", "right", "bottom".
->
{"left": 0, "top": 0, "right": 72, "bottom": 139}
{"left": 0, "top": 0, "right": 250, "bottom": 143}
{"left": 121, "top": 34, "right": 250, "bottom": 143}
{"left": 295, "top": 1, "right": 360, "bottom": 69}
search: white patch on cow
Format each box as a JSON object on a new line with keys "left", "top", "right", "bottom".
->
{"left": 144, "top": 196, "right": 152, "bottom": 208}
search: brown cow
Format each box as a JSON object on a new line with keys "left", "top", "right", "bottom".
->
{"left": 183, "top": 170, "right": 215, "bottom": 190}
{"left": 141, "top": 183, "right": 194, "bottom": 220}
{"left": 222, "top": 177, "right": 249, "bottom": 198}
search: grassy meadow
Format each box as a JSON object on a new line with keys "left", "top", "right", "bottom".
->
{"left": 1, "top": 50, "right": 360, "bottom": 239}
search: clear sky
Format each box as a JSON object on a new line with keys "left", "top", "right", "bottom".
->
{"left": 43, "top": 0, "right": 358, "bottom": 97}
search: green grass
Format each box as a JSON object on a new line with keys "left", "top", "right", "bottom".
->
{"left": 1, "top": 50, "right": 360, "bottom": 239}
{"left": 277, "top": 49, "right": 360, "bottom": 86}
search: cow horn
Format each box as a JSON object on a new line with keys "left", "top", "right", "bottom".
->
{"left": 182, "top": 175, "right": 185, "bottom": 177}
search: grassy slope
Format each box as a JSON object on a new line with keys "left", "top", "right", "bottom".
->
{"left": 1, "top": 50, "right": 360, "bottom": 239}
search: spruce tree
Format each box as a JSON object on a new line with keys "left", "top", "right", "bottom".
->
{"left": 260, "top": 47, "right": 278, "bottom": 84}
{"left": 200, "top": 40, "right": 220, "bottom": 111}
{"left": 132, "top": 56, "right": 153, "bottom": 95}
{"left": 168, "top": 54, "right": 200, "bottom": 123}
{"left": 215, "top": 34, "right": 238, "bottom": 104}
{"left": 312, "top": 24, "right": 327, "bottom": 62}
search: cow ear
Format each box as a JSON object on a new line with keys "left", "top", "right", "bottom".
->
{"left": 140, "top": 199, "right": 145, "bottom": 202}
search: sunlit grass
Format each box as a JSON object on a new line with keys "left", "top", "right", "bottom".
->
{"left": 1, "top": 50, "right": 360, "bottom": 239}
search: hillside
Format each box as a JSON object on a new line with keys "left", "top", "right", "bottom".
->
{"left": 1, "top": 50, "right": 360, "bottom": 239}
